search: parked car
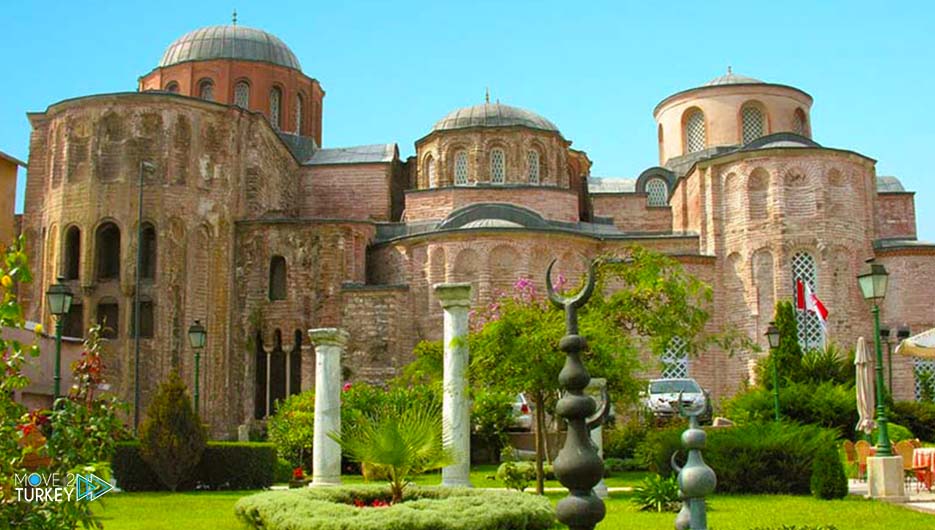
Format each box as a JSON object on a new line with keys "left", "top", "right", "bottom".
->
{"left": 510, "top": 393, "right": 534, "bottom": 431}
{"left": 643, "top": 378, "right": 711, "bottom": 422}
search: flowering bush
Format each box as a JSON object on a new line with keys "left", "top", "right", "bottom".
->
{"left": 292, "top": 466, "right": 306, "bottom": 480}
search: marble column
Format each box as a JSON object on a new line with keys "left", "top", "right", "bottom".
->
{"left": 309, "top": 327, "right": 349, "bottom": 487}
{"left": 434, "top": 283, "right": 473, "bottom": 487}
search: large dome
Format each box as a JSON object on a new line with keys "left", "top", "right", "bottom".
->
{"left": 702, "top": 69, "right": 764, "bottom": 87}
{"left": 432, "top": 103, "right": 560, "bottom": 134}
{"left": 158, "top": 25, "right": 301, "bottom": 71}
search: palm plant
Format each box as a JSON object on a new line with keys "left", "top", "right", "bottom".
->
{"left": 330, "top": 400, "right": 452, "bottom": 503}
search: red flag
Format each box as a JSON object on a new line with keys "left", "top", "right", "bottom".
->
{"left": 796, "top": 279, "right": 828, "bottom": 328}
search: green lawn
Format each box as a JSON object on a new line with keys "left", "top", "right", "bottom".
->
{"left": 337, "top": 464, "right": 647, "bottom": 489}
{"left": 92, "top": 479, "right": 935, "bottom": 530}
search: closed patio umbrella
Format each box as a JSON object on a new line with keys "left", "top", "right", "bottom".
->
{"left": 855, "top": 336, "right": 876, "bottom": 435}
{"left": 896, "top": 328, "right": 935, "bottom": 358}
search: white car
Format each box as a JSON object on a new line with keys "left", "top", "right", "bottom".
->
{"left": 643, "top": 378, "right": 709, "bottom": 420}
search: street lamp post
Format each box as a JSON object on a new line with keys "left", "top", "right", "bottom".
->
{"left": 766, "top": 322, "right": 781, "bottom": 422}
{"left": 857, "top": 258, "right": 892, "bottom": 457}
{"left": 188, "top": 320, "right": 207, "bottom": 415}
{"left": 880, "top": 326, "right": 892, "bottom": 392}
{"left": 45, "top": 277, "right": 74, "bottom": 402}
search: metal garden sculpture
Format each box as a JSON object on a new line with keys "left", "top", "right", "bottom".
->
{"left": 671, "top": 395, "right": 717, "bottom": 530}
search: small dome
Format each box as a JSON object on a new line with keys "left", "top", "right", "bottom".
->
{"left": 703, "top": 69, "right": 764, "bottom": 87}
{"left": 159, "top": 25, "right": 301, "bottom": 71}
{"left": 461, "top": 219, "right": 524, "bottom": 229}
{"left": 432, "top": 103, "right": 560, "bottom": 134}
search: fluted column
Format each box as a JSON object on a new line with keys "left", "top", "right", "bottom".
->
{"left": 309, "top": 327, "right": 348, "bottom": 487}
{"left": 434, "top": 282, "right": 473, "bottom": 488}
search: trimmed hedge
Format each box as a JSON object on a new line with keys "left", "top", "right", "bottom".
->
{"left": 235, "top": 485, "right": 555, "bottom": 530}
{"left": 637, "top": 422, "right": 840, "bottom": 495}
{"left": 891, "top": 400, "right": 935, "bottom": 442}
{"left": 113, "top": 441, "right": 276, "bottom": 491}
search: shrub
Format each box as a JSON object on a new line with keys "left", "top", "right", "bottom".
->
{"left": 235, "top": 485, "right": 556, "bottom": 530}
{"left": 871, "top": 422, "right": 914, "bottom": 443}
{"left": 267, "top": 390, "right": 315, "bottom": 470}
{"left": 890, "top": 401, "right": 935, "bottom": 442}
{"left": 799, "top": 344, "right": 855, "bottom": 386}
{"left": 603, "top": 417, "right": 649, "bottom": 459}
{"left": 496, "top": 461, "right": 534, "bottom": 492}
{"left": 723, "top": 381, "right": 858, "bottom": 438}
{"left": 139, "top": 372, "right": 207, "bottom": 491}
{"left": 631, "top": 474, "right": 681, "bottom": 512}
{"left": 604, "top": 457, "right": 645, "bottom": 474}
{"left": 756, "top": 301, "right": 804, "bottom": 387}
{"left": 636, "top": 422, "right": 840, "bottom": 494}
{"left": 810, "top": 445, "right": 848, "bottom": 499}
{"left": 113, "top": 441, "right": 277, "bottom": 491}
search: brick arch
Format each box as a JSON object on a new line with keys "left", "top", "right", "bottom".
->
{"left": 488, "top": 244, "right": 520, "bottom": 298}
{"left": 451, "top": 247, "right": 480, "bottom": 304}
{"left": 725, "top": 252, "right": 750, "bottom": 333}
{"left": 747, "top": 167, "right": 770, "bottom": 221}
{"left": 752, "top": 247, "right": 775, "bottom": 340}
{"left": 783, "top": 166, "right": 816, "bottom": 217}
{"left": 723, "top": 172, "right": 742, "bottom": 224}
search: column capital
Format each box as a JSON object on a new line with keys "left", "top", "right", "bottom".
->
{"left": 433, "top": 283, "right": 472, "bottom": 309}
{"left": 309, "top": 328, "right": 349, "bottom": 347}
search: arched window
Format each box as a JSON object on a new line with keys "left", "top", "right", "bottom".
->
{"left": 165, "top": 82, "right": 180, "bottom": 93}
{"left": 234, "top": 81, "right": 250, "bottom": 108}
{"left": 490, "top": 148, "right": 506, "bottom": 184}
{"left": 527, "top": 150, "right": 540, "bottom": 184}
{"left": 96, "top": 222, "right": 120, "bottom": 281}
{"left": 793, "top": 108, "right": 808, "bottom": 136}
{"left": 97, "top": 298, "right": 119, "bottom": 339}
{"left": 791, "top": 251, "right": 824, "bottom": 350}
{"left": 269, "top": 255, "right": 287, "bottom": 300}
{"left": 269, "top": 329, "right": 287, "bottom": 413}
{"left": 269, "top": 87, "right": 282, "bottom": 130}
{"left": 290, "top": 330, "right": 303, "bottom": 395}
{"left": 63, "top": 226, "right": 80, "bottom": 280}
{"left": 130, "top": 296, "right": 154, "bottom": 338}
{"left": 684, "top": 109, "right": 706, "bottom": 153}
{"left": 63, "top": 303, "right": 84, "bottom": 339}
{"left": 140, "top": 223, "right": 156, "bottom": 280}
{"left": 198, "top": 79, "right": 214, "bottom": 101}
{"left": 425, "top": 155, "right": 436, "bottom": 188}
{"left": 646, "top": 178, "right": 668, "bottom": 206}
{"left": 454, "top": 150, "right": 468, "bottom": 186}
{"left": 741, "top": 104, "right": 766, "bottom": 144}
{"left": 294, "top": 94, "right": 304, "bottom": 135}
{"left": 661, "top": 337, "right": 688, "bottom": 378}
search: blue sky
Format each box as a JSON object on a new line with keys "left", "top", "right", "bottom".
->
{"left": 2, "top": 1, "right": 932, "bottom": 240}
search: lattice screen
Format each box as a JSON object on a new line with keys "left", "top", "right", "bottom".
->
{"left": 527, "top": 150, "right": 540, "bottom": 184}
{"left": 646, "top": 178, "right": 668, "bottom": 206}
{"left": 234, "top": 82, "right": 250, "bottom": 108}
{"left": 661, "top": 337, "right": 689, "bottom": 379}
{"left": 199, "top": 81, "right": 214, "bottom": 101}
{"left": 294, "top": 95, "right": 303, "bottom": 134}
{"left": 915, "top": 359, "right": 935, "bottom": 401}
{"left": 490, "top": 149, "right": 505, "bottom": 184}
{"left": 427, "top": 158, "right": 436, "bottom": 188}
{"left": 742, "top": 106, "right": 765, "bottom": 144}
{"left": 454, "top": 151, "right": 468, "bottom": 185}
{"left": 269, "top": 88, "right": 281, "bottom": 130}
{"left": 791, "top": 252, "right": 825, "bottom": 350}
{"left": 685, "top": 111, "right": 706, "bottom": 153}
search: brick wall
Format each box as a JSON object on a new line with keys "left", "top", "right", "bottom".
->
{"left": 403, "top": 186, "right": 580, "bottom": 223}
{"left": 875, "top": 193, "right": 917, "bottom": 240}
{"left": 591, "top": 194, "right": 672, "bottom": 232}
{"left": 302, "top": 164, "right": 393, "bottom": 221}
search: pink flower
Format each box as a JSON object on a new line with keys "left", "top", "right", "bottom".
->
{"left": 342, "top": 382, "right": 352, "bottom": 392}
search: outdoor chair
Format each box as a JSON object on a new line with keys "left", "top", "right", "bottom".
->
{"left": 854, "top": 440, "right": 872, "bottom": 481}
{"left": 843, "top": 440, "right": 857, "bottom": 476}
{"left": 894, "top": 440, "right": 918, "bottom": 490}
{"left": 910, "top": 438, "right": 923, "bottom": 449}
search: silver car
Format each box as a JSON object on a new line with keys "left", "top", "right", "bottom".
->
{"left": 643, "top": 378, "right": 708, "bottom": 418}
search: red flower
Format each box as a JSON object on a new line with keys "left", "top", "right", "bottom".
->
{"left": 371, "top": 499, "right": 389, "bottom": 507}
{"left": 353, "top": 498, "right": 365, "bottom": 508}
{"left": 292, "top": 467, "right": 305, "bottom": 480}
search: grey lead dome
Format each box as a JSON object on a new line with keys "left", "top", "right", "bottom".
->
{"left": 432, "top": 103, "right": 560, "bottom": 134}
{"left": 158, "top": 25, "right": 301, "bottom": 71}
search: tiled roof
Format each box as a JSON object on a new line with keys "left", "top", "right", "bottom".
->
{"left": 587, "top": 177, "right": 636, "bottom": 193}
{"left": 305, "top": 144, "right": 396, "bottom": 165}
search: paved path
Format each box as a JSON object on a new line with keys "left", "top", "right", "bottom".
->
{"left": 848, "top": 479, "right": 935, "bottom": 514}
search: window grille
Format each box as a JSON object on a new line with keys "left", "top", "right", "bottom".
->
{"left": 646, "top": 178, "right": 668, "bottom": 206}
{"left": 490, "top": 148, "right": 505, "bottom": 184}
{"left": 527, "top": 150, "right": 540, "bottom": 184}
{"left": 294, "top": 94, "right": 304, "bottom": 134}
{"left": 199, "top": 80, "right": 214, "bottom": 101}
{"left": 793, "top": 111, "right": 808, "bottom": 136}
{"left": 269, "top": 88, "right": 282, "bottom": 130}
{"left": 454, "top": 151, "right": 468, "bottom": 185}
{"left": 426, "top": 157, "right": 436, "bottom": 188}
{"left": 791, "top": 252, "right": 824, "bottom": 350}
{"left": 234, "top": 82, "right": 250, "bottom": 108}
{"left": 742, "top": 105, "right": 765, "bottom": 144}
{"left": 661, "top": 337, "right": 689, "bottom": 379}
{"left": 915, "top": 359, "right": 935, "bottom": 401}
{"left": 685, "top": 110, "right": 706, "bottom": 153}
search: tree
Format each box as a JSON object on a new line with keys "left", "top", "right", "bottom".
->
{"left": 408, "top": 245, "right": 748, "bottom": 494}
{"left": 758, "top": 300, "right": 804, "bottom": 389}
{"left": 139, "top": 372, "right": 207, "bottom": 491}
{"left": 267, "top": 390, "right": 315, "bottom": 471}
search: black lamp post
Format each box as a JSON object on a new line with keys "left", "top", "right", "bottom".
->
{"left": 766, "top": 322, "right": 781, "bottom": 422}
{"left": 857, "top": 258, "right": 892, "bottom": 457}
{"left": 45, "top": 276, "right": 74, "bottom": 401}
{"left": 188, "top": 320, "right": 207, "bottom": 415}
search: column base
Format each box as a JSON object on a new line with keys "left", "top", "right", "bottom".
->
{"left": 311, "top": 476, "right": 342, "bottom": 487}
{"left": 866, "top": 456, "right": 907, "bottom": 503}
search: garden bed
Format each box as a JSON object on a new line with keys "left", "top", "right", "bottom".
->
{"left": 234, "top": 485, "right": 555, "bottom": 530}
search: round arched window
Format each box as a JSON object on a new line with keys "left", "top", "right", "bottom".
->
{"left": 646, "top": 178, "right": 668, "bottom": 206}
